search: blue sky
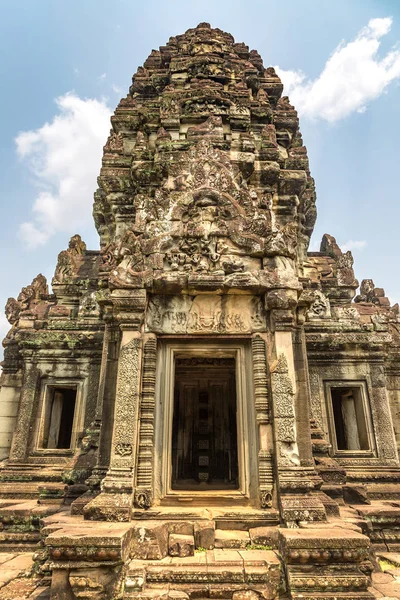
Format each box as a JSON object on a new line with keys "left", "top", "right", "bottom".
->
{"left": 1, "top": 0, "right": 400, "bottom": 341}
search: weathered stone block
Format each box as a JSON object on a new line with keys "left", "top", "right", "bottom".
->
{"left": 168, "top": 592, "right": 189, "bottom": 600}
{"left": 169, "top": 533, "right": 195, "bottom": 557}
{"left": 50, "top": 569, "right": 74, "bottom": 600}
{"left": 232, "top": 590, "right": 259, "bottom": 600}
{"left": 279, "top": 527, "right": 370, "bottom": 563}
{"left": 343, "top": 485, "right": 370, "bottom": 505}
{"left": 167, "top": 521, "right": 194, "bottom": 536}
{"left": 69, "top": 566, "right": 125, "bottom": 600}
{"left": 131, "top": 523, "right": 168, "bottom": 560}
{"left": 194, "top": 520, "right": 215, "bottom": 549}
{"left": 46, "top": 521, "right": 133, "bottom": 563}
{"left": 214, "top": 529, "right": 249, "bottom": 549}
{"left": 83, "top": 492, "right": 132, "bottom": 522}
{"left": 249, "top": 526, "right": 279, "bottom": 548}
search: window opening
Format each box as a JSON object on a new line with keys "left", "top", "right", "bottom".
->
{"left": 330, "top": 386, "right": 369, "bottom": 451}
{"left": 42, "top": 387, "right": 77, "bottom": 449}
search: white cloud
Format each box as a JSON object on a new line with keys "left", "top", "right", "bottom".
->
{"left": 308, "top": 237, "right": 320, "bottom": 252}
{"left": 112, "top": 83, "right": 124, "bottom": 94}
{"left": 0, "top": 312, "right": 9, "bottom": 342}
{"left": 275, "top": 17, "right": 400, "bottom": 122}
{"left": 341, "top": 239, "right": 367, "bottom": 252}
{"left": 16, "top": 93, "right": 112, "bottom": 248}
{"left": 98, "top": 72, "right": 107, "bottom": 82}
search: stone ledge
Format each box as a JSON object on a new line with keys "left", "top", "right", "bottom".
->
{"left": 45, "top": 522, "right": 134, "bottom": 564}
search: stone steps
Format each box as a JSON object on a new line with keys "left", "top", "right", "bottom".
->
{"left": 130, "top": 507, "right": 279, "bottom": 530}
{"left": 279, "top": 527, "right": 375, "bottom": 600}
{"left": 355, "top": 501, "right": 400, "bottom": 550}
{"left": 0, "top": 500, "right": 62, "bottom": 551}
{"left": 288, "top": 594, "right": 374, "bottom": 600}
{"left": 125, "top": 549, "right": 281, "bottom": 599}
{"left": 0, "top": 481, "right": 65, "bottom": 501}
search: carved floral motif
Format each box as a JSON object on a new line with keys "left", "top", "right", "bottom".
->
{"left": 114, "top": 442, "right": 133, "bottom": 456}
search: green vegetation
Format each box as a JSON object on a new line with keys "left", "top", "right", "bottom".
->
{"left": 246, "top": 543, "right": 273, "bottom": 550}
{"left": 378, "top": 558, "right": 398, "bottom": 572}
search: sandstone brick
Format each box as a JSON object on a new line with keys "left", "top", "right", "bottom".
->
{"left": 168, "top": 534, "right": 195, "bottom": 557}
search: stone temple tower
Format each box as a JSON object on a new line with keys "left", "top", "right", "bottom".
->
{"left": 1, "top": 22, "right": 400, "bottom": 600}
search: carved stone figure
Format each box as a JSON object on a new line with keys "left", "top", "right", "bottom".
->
{"left": 307, "top": 290, "right": 331, "bottom": 320}
{"left": 53, "top": 234, "right": 87, "bottom": 284}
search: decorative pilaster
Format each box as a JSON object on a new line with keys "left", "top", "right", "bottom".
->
{"left": 135, "top": 336, "right": 157, "bottom": 509}
{"left": 83, "top": 289, "right": 146, "bottom": 521}
{"left": 271, "top": 353, "right": 298, "bottom": 476}
{"left": 271, "top": 352, "right": 326, "bottom": 523}
{"left": 369, "top": 363, "right": 398, "bottom": 464}
{"left": 252, "top": 335, "right": 274, "bottom": 508}
{"left": 9, "top": 360, "right": 40, "bottom": 462}
{"left": 105, "top": 335, "right": 141, "bottom": 482}
{"left": 270, "top": 326, "right": 326, "bottom": 524}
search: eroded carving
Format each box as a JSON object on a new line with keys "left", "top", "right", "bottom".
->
{"left": 146, "top": 294, "right": 266, "bottom": 334}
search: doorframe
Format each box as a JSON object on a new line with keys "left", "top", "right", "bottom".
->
{"left": 154, "top": 339, "right": 255, "bottom": 503}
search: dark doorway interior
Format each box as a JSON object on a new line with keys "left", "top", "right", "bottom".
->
{"left": 42, "top": 387, "right": 77, "bottom": 449}
{"left": 331, "top": 386, "right": 369, "bottom": 451}
{"left": 171, "top": 357, "right": 239, "bottom": 490}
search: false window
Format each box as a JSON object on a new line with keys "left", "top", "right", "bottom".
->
{"left": 41, "top": 386, "right": 77, "bottom": 450}
{"left": 326, "top": 382, "right": 374, "bottom": 455}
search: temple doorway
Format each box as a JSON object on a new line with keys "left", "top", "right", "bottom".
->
{"left": 171, "top": 357, "right": 239, "bottom": 490}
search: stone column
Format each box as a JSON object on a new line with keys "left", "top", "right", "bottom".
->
{"left": 84, "top": 289, "right": 146, "bottom": 521}
{"left": 292, "top": 326, "right": 316, "bottom": 470}
{"left": 86, "top": 319, "right": 121, "bottom": 489}
{"left": 9, "top": 359, "right": 40, "bottom": 463}
{"left": 267, "top": 292, "right": 326, "bottom": 524}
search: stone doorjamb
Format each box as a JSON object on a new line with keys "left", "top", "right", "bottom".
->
{"left": 9, "top": 360, "right": 40, "bottom": 462}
